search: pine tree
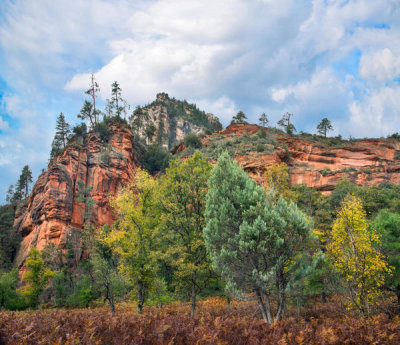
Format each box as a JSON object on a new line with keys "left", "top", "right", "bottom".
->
{"left": 204, "top": 152, "right": 309, "bottom": 323}
{"left": 78, "top": 100, "right": 95, "bottom": 128}
{"left": 258, "top": 112, "right": 269, "bottom": 127}
{"left": 231, "top": 110, "right": 248, "bottom": 124}
{"left": 5, "top": 185, "right": 14, "bottom": 203}
{"left": 317, "top": 117, "right": 333, "bottom": 137}
{"left": 50, "top": 113, "right": 71, "bottom": 159}
{"left": 15, "top": 165, "right": 33, "bottom": 199}
{"left": 85, "top": 73, "right": 101, "bottom": 124}
{"left": 108, "top": 81, "right": 129, "bottom": 119}
{"left": 277, "top": 112, "right": 296, "bottom": 134}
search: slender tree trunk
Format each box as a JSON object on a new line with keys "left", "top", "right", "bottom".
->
{"left": 276, "top": 269, "right": 287, "bottom": 321}
{"left": 191, "top": 273, "right": 196, "bottom": 317}
{"left": 226, "top": 297, "right": 231, "bottom": 313}
{"left": 260, "top": 289, "right": 273, "bottom": 323}
{"left": 108, "top": 296, "right": 115, "bottom": 316}
{"left": 396, "top": 289, "right": 400, "bottom": 305}
{"left": 255, "top": 288, "right": 271, "bottom": 323}
{"left": 321, "top": 292, "right": 327, "bottom": 303}
{"left": 138, "top": 281, "right": 145, "bottom": 314}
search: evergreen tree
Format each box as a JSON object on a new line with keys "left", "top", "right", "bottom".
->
{"left": 258, "top": 112, "right": 269, "bottom": 127}
{"left": 107, "top": 81, "right": 129, "bottom": 119}
{"left": 277, "top": 112, "right": 296, "bottom": 134}
{"left": 85, "top": 73, "right": 101, "bottom": 124}
{"left": 78, "top": 100, "right": 95, "bottom": 128}
{"left": 204, "top": 152, "right": 309, "bottom": 323}
{"left": 15, "top": 165, "right": 33, "bottom": 199}
{"left": 231, "top": 111, "right": 248, "bottom": 124}
{"left": 5, "top": 185, "right": 14, "bottom": 203}
{"left": 50, "top": 112, "right": 71, "bottom": 159}
{"left": 317, "top": 117, "right": 333, "bottom": 137}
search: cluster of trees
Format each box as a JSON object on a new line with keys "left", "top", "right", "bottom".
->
{"left": 1, "top": 149, "right": 398, "bottom": 323}
{"left": 231, "top": 110, "right": 334, "bottom": 137}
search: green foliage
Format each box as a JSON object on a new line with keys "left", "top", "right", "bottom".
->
{"left": 258, "top": 113, "right": 269, "bottom": 127}
{"left": 66, "top": 276, "right": 94, "bottom": 308}
{"left": 100, "top": 146, "right": 111, "bottom": 166}
{"left": 94, "top": 122, "right": 111, "bottom": 142}
{"left": 0, "top": 204, "right": 20, "bottom": 270}
{"left": 14, "top": 165, "right": 33, "bottom": 200}
{"left": 317, "top": 118, "right": 333, "bottom": 137}
{"left": 231, "top": 110, "right": 248, "bottom": 124}
{"left": 158, "top": 153, "right": 213, "bottom": 315}
{"left": 72, "top": 122, "right": 87, "bottom": 137}
{"left": 50, "top": 112, "right": 71, "bottom": 159}
{"left": 255, "top": 143, "right": 264, "bottom": 152}
{"left": 184, "top": 133, "right": 202, "bottom": 149}
{"left": 106, "top": 81, "right": 129, "bottom": 119}
{"left": 204, "top": 152, "right": 310, "bottom": 323}
{"left": 0, "top": 269, "right": 25, "bottom": 310}
{"left": 277, "top": 112, "right": 296, "bottom": 134}
{"left": 143, "top": 144, "right": 171, "bottom": 174}
{"left": 20, "top": 247, "right": 56, "bottom": 308}
{"left": 144, "top": 123, "right": 157, "bottom": 143}
{"left": 373, "top": 210, "right": 400, "bottom": 302}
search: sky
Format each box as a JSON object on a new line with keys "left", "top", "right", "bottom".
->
{"left": 0, "top": 0, "right": 400, "bottom": 202}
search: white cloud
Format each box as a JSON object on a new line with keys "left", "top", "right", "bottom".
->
{"left": 1, "top": 0, "right": 400, "bottom": 199}
{"left": 349, "top": 86, "right": 400, "bottom": 137}
{"left": 0, "top": 116, "right": 9, "bottom": 131}
{"left": 359, "top": 48, "right": 400, "bottom": 83}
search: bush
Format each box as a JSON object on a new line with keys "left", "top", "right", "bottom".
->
{"left": 100, "top": 147, "right": 111, "bottom": 166}
{"left": 257, "top": 129, "right": 268, "bottom": 139}
{"left": 143, "top": 144, "right": 171, "bottom": 174}
{"left": 94, "top": 122, "right": 111, "bottom": 142}
{"left": 256, "top": 143, "right": 264, "bottom": 152}
{"left": 184, "top": 133, "right": 202, "bottom": 149}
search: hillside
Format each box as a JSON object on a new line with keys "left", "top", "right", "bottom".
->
{"left": 176, "top": 123, "right": 400, "bottom": 193}
{"left": 130, "top": 93, "right": 222, "bottom": 148}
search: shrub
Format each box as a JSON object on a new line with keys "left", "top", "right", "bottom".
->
{"left": 94, "top": 122, "right": 111, "bottom": 142}
{"left": 100, "top": 147, "right": 111, "bottom": 166}
{"left": 256, "top": 143, "right": 264, "bottom": 152}
{"left": 143, "top": 144, "right": 171, "bottom": 174}
{"left": 184, "top": 133, "right": 202, "bottom": 149}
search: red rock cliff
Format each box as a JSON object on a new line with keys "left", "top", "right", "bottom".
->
{"left": 14, "top": 124, "right": 137, "bottom": 267}
{"left": 203, "top": 124, "right": 400, "bottom": 192}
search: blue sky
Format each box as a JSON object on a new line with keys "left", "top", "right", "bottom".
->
{"left": 0, "top": 0, "right": 400, "bottom": 202}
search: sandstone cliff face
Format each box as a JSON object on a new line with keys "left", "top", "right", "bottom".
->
{"left": 193, "top": 123, "right": 400, "bottom": 193}
{"left": 130, "top": 93, "right": 222, "bottom": 148}
{"left": 14, "top": 124, "right": 137, "bottom": 267}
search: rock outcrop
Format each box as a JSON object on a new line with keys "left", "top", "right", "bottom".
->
{"left": 191, "top": 123, "right": 400, "bottom": 193}
{"left": 130, "top": 93, "right": 222, "bottom": 148}
{"left": 14, "top": 124, "right": 137, "bottom": 267}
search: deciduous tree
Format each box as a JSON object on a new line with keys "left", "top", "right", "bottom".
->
{"left": 327, "top": 195, "right": 391, "bottom": 313}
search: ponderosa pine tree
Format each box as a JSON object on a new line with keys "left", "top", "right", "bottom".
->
{"left": 277, "top": 112, "right": 296, "bottom": 134}
{"left": 85, "top": 73, "right": 101, "bottom": 124}
{"left": 78, "top": 100, "right": 95, "bottom": 128}
{"left": 258, "top": 112, "right": 269, "bottom": 127}
{"left": 231, "top": 111, "right": 248, "bottom": 124}
{"left": 317, "top": 118, "right": 333, "bottom": 137}
{"left": 107, "top": 81, "right": 129, "bottom": 119}
{"left": 15, "top": 165, "right": 33, "bottom": 200}
{"left": 50, "top": 112, "right": 71, "bottom": 159}
{"left": 204, "top": 152, "right": 309, "bottom": 323}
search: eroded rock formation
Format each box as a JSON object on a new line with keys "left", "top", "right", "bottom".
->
{"left": 14, "top": 124, "right": 137, "bottom": 267}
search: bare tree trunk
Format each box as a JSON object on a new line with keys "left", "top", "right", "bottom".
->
{"left": 255, "top": 288, "right": 272, "bottom": 323}
{"left": 276, "top": 269, "right": 287, "bottom": 321}
{"left": 226, "top": 297, "right": 231, "bottom": 313}
{"left": 137, "top": 281, "right": 144, "bottom": 314}
{"left": 191, "top": 273, "right": 196, "bottom": 317}
{"left": 108, "top": 296, "right": 115, "bottom": 316}
{"left": 260, "top": 289, "right": 273, "bottom": 323}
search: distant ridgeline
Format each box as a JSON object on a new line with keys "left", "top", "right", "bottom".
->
{"left": 130, "top": 93, "right": 222, "bottom": 148}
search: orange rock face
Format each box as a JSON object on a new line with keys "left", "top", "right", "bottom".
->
{"left": 210, "top": 124, "right": 400, "bottom": 192}
{"left": 14, "top": 124, "right": 137, "bottom": 267}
